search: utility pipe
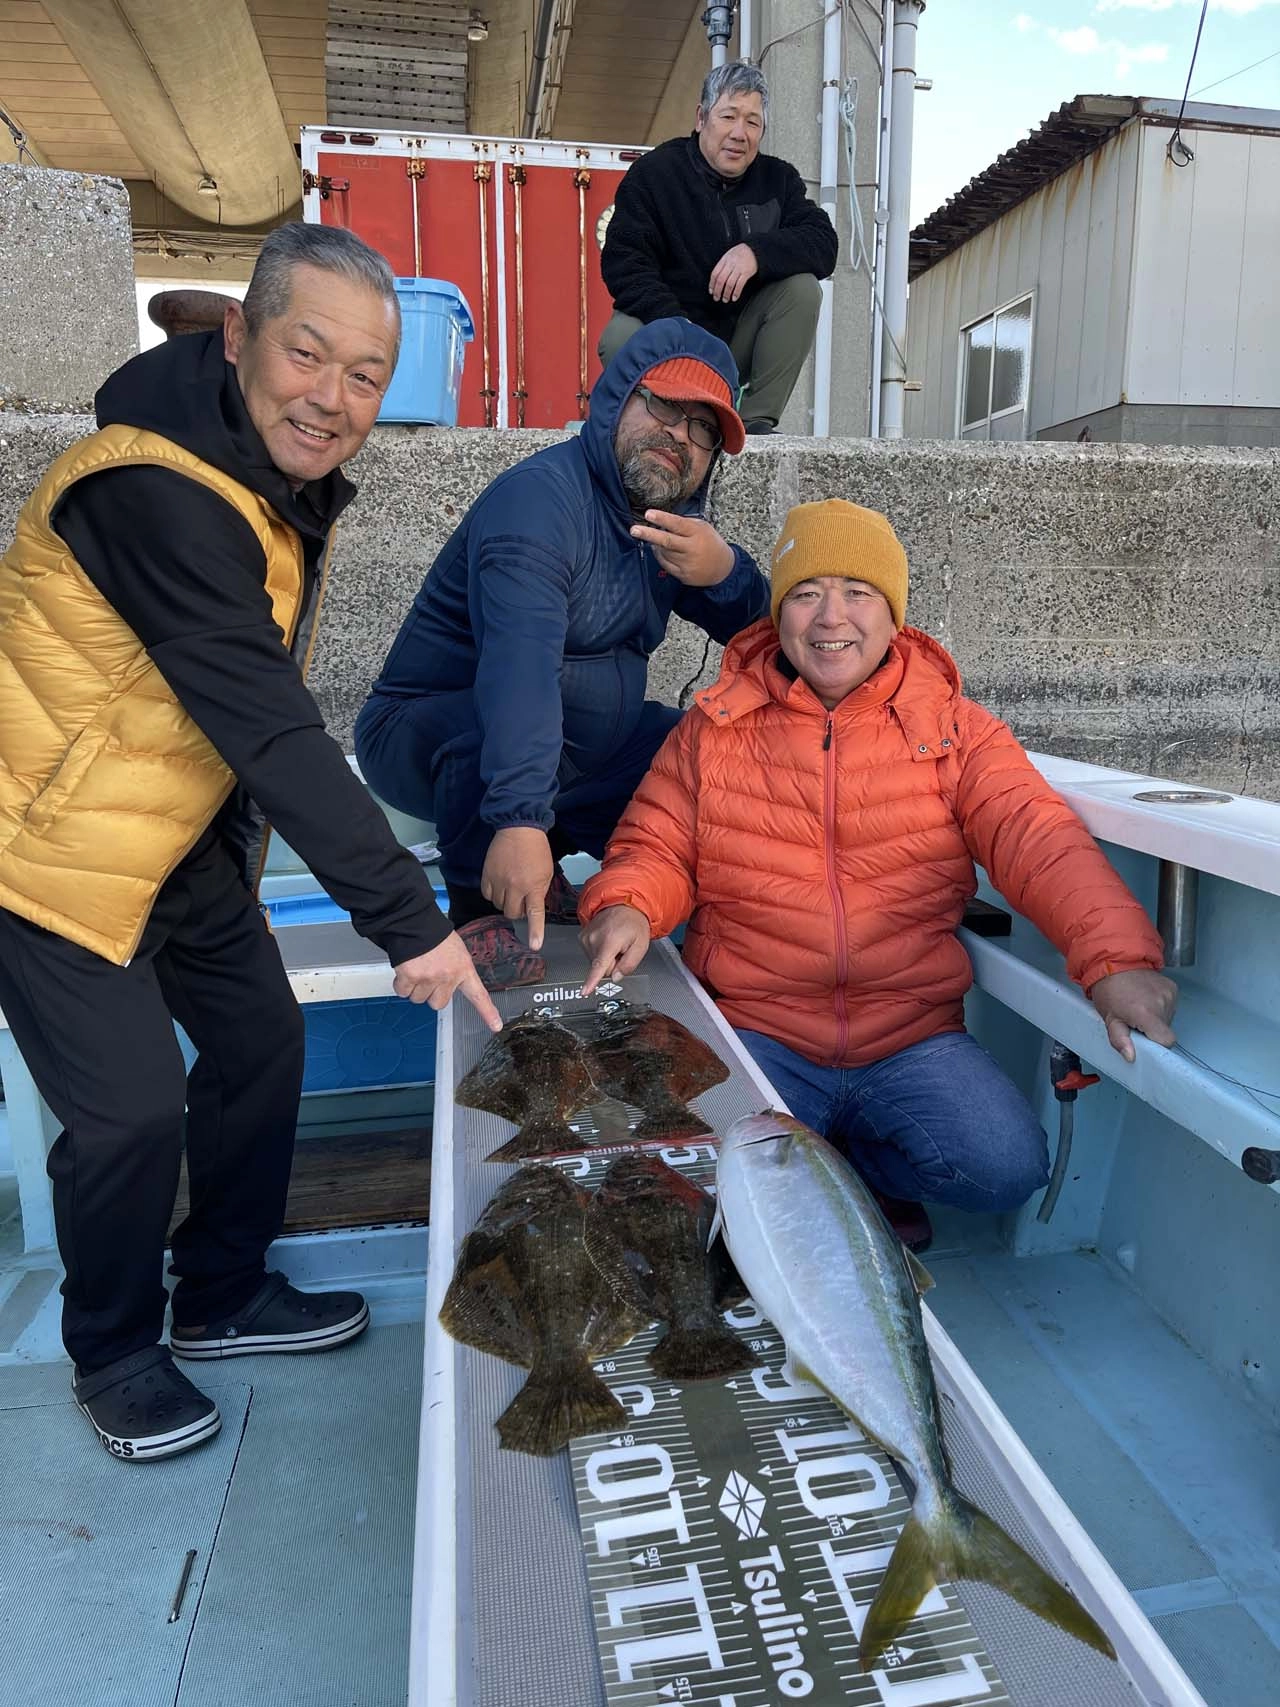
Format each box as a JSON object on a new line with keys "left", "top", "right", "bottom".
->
{"left": 523, "top": 0, "right": 559, "bottom": 137}
{"left": 703, "top": 3, "right": 734, "bottom": 67}
{"left": 739, "top": 0, "right": 752, "bottom": 61}
{"left": 878, "top": 0, "right": 924, "bottom": 439}
{"left": 870, "top": 0, "right": 894, "bottom": 438}
{"left": 812, "top": 0, "right": 842, "bottom": 438}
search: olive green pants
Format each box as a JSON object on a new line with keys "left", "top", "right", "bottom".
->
{"left": 598, "top": 272, "right": 823, "bottom": 428}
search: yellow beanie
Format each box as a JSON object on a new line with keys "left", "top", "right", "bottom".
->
{"left": 769, "top": 499, "right": 909, "bottom": 629}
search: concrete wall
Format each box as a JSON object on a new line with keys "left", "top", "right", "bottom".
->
{"left": 2, "top": 421, "right": 1276, "bottom": 801}
{"left": 0, "top": 165, "right": 137, "bottom": 411}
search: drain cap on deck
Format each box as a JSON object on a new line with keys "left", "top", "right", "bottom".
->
{"left": 1132, "top": 789, "right": 1233, "bottom": 804}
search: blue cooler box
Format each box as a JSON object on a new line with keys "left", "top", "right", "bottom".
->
{"left": 378, "top": 278, "right": 474, "bottom": 425}
{"left": 268, "top": 890, "right": 448, "bottom": 1093}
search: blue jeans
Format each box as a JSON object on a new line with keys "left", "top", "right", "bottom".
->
{"left": 736, "top": 1029, "right": 1049, "bottom": 1213}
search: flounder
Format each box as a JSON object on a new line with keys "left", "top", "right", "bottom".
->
{"left": 589, "top": 1153, "right": 760, "bottom": 1381}
{"left": 456, "top": 1011, "right": 600, "bottom": 1162}
{"left": 439, "top": 1164, "right": 645, "bottom": 1455}
{"left": 581, "top": 1005, "right": 729, "bottom": 1140}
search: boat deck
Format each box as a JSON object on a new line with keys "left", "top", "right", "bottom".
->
{"left": 2, "top": 1183, "right": 1279, "bottom": 1703}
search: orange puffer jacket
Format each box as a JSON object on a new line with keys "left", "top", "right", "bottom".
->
{"left": 579, "top": 619, "right": 1165, "bottom": 1067}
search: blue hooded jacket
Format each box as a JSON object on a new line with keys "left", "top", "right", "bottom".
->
{"left": 359, "top": 319, "right": 768, "bottom": 834}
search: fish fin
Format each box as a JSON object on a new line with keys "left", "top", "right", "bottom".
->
{"left": 706, "top": 1198, "right": 724, "bottom": 1252}
{"left": 650, "top": 1320, "right": 762, "bottom": 1382}
{"left": 859, "top": 1498, "right": 1116, "bottom": 1672}
{"left": 905, "top": 1248, "right": 935, "bottom": 1294}
{"left": 495, "top": 1358, "right": 625, "bottom": 1457}
{"left": 484, "top": 1117, "right": 582, "bottom": 1162}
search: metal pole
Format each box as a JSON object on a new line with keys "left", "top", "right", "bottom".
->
{"left": 870, "top": 0, "right": 893, "bottom": 438}
{"left": 739, "top": 0, "right": 752, "bottom": 61}
{"left": 574, "top": 160, "right": 591, "bottom": 418}
{"left": 878, "top": 0, "right": 924, "bottom": 439}
{"left": 702, "top": 3, "right": 734, "bottom": 67}
{"left": 509, "top": 164, "right": 528, "bottom": 427}
{"left": 1157, "top": 860, "right": 1199, "bottom": 967}
{"left": 523, "top": 0, "right": 558, "bottom": 137}
{"left": 812, "top": 0, "right": 841, "bottom": 438}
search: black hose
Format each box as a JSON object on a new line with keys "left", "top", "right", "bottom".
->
{"left": 1037, "top": 1094, "right": 1074, "bottom": 1224}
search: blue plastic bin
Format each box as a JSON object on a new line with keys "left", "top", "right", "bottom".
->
{"left": 378, "top": 278, "right": 474, "bottom": 425}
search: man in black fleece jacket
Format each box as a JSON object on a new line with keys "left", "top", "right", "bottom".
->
{"left": 600, "top": 59, "right": 836, "bottom": 431}
{"left": 0, "top": 224, "right": 499, "bottom": 1463}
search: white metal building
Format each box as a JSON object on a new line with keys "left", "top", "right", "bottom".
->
{"left": 904, "top": 95, "right": 1280, "bottom": 446}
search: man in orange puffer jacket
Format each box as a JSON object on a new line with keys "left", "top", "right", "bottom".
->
{"left": 579, "top": 499, "right": 1177, "bottom": 1244}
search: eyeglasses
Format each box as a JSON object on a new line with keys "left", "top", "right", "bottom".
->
{"left": 636, "top": 386, "right": 723, "bottom": 452}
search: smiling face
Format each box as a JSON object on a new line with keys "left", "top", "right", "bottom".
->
{"left": 695, "top": 88, "right": 764, "bottom": 179}
{"left": 223, "top": 262, "right": 398, "bottom": 483}
{"left": 613, "top": 388, "right": 716, "bottom": 513}
{"left": 776, "top": 577, "right": 899, "bottom": 709}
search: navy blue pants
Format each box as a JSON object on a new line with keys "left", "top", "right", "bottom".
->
{"left": 355, "top": 690, "right": 682, "bottom": 901}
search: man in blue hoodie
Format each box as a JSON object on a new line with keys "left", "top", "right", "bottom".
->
{"left": 355, "top": 320, "right": 768, "bottom": 987}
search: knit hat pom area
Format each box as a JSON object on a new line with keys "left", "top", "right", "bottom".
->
{"left": 769, "top": 498, "right": 909, "bottom": 628}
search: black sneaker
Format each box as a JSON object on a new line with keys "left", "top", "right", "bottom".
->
{"left": 170, "top": 1272, "right": 369, "bottom": 1360}
{"left": 743, "top": 418, "right": 778, "bottom": 436}
{"left": 73, "top": 1346, "right": 222, "bottom": 1462}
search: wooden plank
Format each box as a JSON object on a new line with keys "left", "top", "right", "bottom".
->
{"left": 169, "top": 1126, "right": 432, "bottom": 1238}
{"left": 0, "top": 19, "right": 60, "bottom": 40}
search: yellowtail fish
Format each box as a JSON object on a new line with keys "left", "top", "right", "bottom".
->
{"left": 715, "top": 1111, "right": 1117, "bottom": 1670}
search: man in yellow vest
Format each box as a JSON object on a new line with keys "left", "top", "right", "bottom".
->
{"left": 0, "top": 223, "right": 500, "bottom": 1462}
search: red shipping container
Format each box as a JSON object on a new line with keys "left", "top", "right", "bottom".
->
{"left": 301, "top": 128, "right": 643, "bottom": 430}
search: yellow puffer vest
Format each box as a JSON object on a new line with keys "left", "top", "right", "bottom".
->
{"left": 0, "top": 425, "right": 306, "bottom": 964}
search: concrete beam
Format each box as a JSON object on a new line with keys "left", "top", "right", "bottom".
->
{"left": 42, "top": 0, "right": 300, "bottom": 225}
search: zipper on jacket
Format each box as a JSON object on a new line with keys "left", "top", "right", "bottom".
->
{"left": 821, "top": 715, "right": 850, "bottom": 1060}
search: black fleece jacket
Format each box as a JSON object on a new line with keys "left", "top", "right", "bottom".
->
{"left": 601, "top": 134, "right": 837, "bottom": 345}
{"left": 51, "top": 330, "right": 451, "bottom": 963}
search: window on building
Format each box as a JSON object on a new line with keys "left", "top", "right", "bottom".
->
{"left": 959, "top": 295, "right": 1033, "bottom": 440}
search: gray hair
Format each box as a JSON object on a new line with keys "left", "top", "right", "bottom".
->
{"left": 242, "top": 222, "right": 401, "bottom": 351}
{"left": 698, "top": 60, "right": 769, "bottom": 128}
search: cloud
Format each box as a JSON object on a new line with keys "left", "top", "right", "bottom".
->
{"left": 1095, "top": 0, "right": 1279, "bottom": 14}
{"left": 1014, "top": 18, "right": 1174, "bottom": 80}
{"left": 1054, "top": 24, "right": 1103, "bottom": 51}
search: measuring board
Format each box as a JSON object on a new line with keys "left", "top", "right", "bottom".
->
{"left": 412, "top": 922, "right": 1202, "bottom": 1707}
{"left": 562, "top": 1140, "right": 1010, "bottom": 1707}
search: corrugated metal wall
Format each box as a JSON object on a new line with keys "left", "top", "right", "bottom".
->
{"left": 906, "top": 119, "right": 1280, "bottom": 439}
{"left": 1126, "top": 123, "right": 1280, "bottom": 408}
{"left": 905, "top": 123, "right": 1141, "bottom": 439}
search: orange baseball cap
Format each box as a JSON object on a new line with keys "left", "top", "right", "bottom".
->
{"left": 638, "top": 356, "right": 746, "bottom": 455}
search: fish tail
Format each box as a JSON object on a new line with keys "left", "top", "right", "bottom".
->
{"left": 859, "top": 1495, "right": 1116, "bottom": 1671}
{"left": 496, "top": 1358, "right": 625, "bottom": 1456}
{"left": 632, "top": 1108, "right": 713, "bottom": 1141}
{"left": 650, "top": 1319, "right": 762, "bottom": 1381}
{"left": 485, "top": 1117, "right": 580, "bottom": 1162}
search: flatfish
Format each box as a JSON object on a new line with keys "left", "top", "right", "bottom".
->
{"left": 439, "top": 1165, "right": 645, "bottom": 1455}
{"left": 589, "top": 1153, "right": 760, "bottom": 1381}
{"left": 455, "top": 1011, "right": 600, "bottom": 1162}
{"left": 582, "top": 1004, "right": 729, "bottom": 1140}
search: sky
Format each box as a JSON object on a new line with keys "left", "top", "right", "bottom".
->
{"left": 909, "top": 0, "right": 1280, "bottom": 224}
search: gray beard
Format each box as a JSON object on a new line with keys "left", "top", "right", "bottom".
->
{"left": 617, "top": 435, "right": 695, "bottom": 516}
